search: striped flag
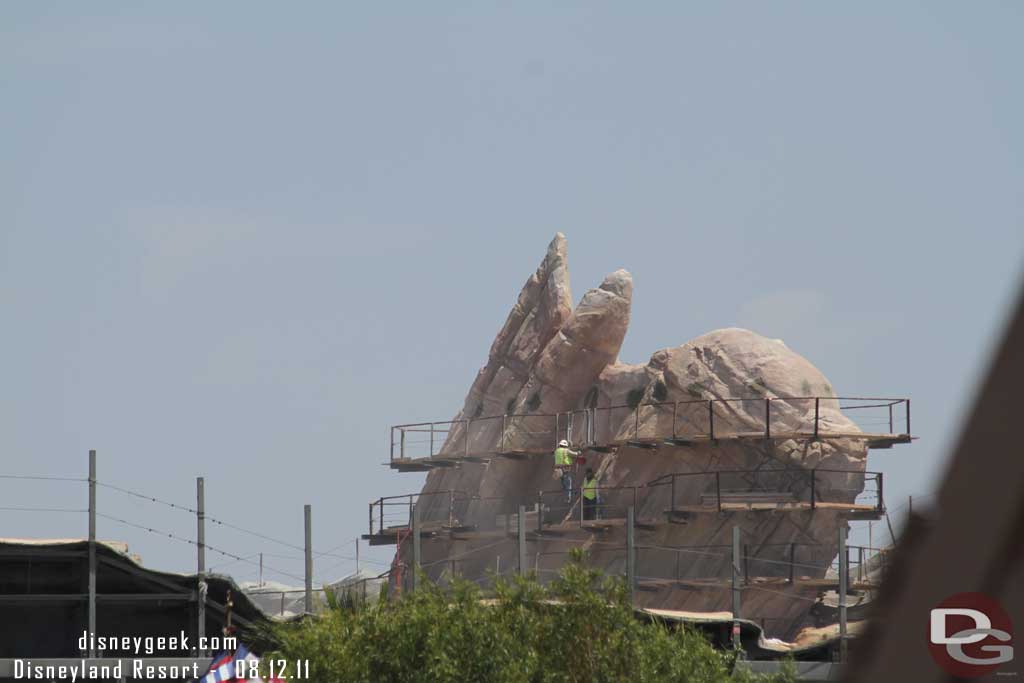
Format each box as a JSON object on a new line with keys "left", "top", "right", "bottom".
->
{"left": 199, "top": 644, "right": 284, "bottom": 683}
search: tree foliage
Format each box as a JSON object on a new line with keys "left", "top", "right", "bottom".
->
{"left": 269, "top": 553, "right": 795, "bottom": 683}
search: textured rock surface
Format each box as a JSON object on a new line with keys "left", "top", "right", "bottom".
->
{"left": 401, "top": 235, "right": 869, "bottom": 640}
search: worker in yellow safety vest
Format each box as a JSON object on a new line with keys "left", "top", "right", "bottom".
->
{"left": 582, "top": 468, "right": 599, "bottom": 520}
{"left": 553, "top": 439, "right": 579, "bottom": 502}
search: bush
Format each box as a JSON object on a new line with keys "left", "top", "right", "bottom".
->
{"left": 269, "top": 554, "right": 795, "bottom": 683}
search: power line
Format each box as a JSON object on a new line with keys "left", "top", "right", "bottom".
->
{"left": 95, "top": 512, "right": 306, "bottom": 584}
{"left": 100, "top": 480, "right": 315, "bottom": 555}
{"left": 0, "top": 474, "right": 86, "bottom": 482}
{"left": 97, "top": 482, "right": 197, "bottom": 514}
{"left": 0, "top": 505, "right": 87, "bottom": 513}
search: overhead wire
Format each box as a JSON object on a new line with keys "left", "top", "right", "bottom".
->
{"left": 0, "top": 474, "right": 86, "bottom": 482}
{"left": 95, "top": 512, "right": 307, "bottom": 583}
{"left": 0, "top": 505, "right": 87, "bottom": 513}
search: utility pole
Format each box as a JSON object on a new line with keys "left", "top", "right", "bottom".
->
{"left": 732, "top": 526, "right": 742, "bottom": 652}
{"left": 88, "top": 450, "right": 97, "bottom": 658}
{"left": 304, "top": 505, "right": 313, "bottom": 614}
{"left": 839, "top": 525, "right": 849, "bottom": 662}
{"left": 412, "top": 501, "right": 421, "bottom": 592}
{"left": 196, "top": 477, "right": 206, "bottom": 654}
{"left": 518, "top": 505, "right": 527, "bottom": 576}
{"left": 626, "top": 506, "right": 636, "bottom": 603}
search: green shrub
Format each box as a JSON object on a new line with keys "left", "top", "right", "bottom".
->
{"left": 268, "top": 554, "right": 795, "bottom": 683}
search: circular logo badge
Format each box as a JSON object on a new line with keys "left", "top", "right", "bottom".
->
{"left": 927, "top": 592, "right": 1014, "bottom": 679}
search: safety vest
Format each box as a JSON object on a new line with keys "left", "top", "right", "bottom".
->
{"left": 582, "top": 477, "right": 597, "bottom": 500}
{"left": 554, "top": 447, "right": 573, "bottom": 467}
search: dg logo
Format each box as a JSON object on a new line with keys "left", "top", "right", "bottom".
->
{"left": 928, "top": 592, "right": 1014, "bottom": 679}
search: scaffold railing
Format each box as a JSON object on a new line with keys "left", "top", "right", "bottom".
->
{"left": 366, "top": 467, "right": 885, "bottom": 539}
{"left": 389, "top": 396, "right": 911, "bottom": 464}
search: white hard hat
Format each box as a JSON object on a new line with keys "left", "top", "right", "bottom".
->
{"left": 559, "top": 439, "right": 569, "bottom": 447}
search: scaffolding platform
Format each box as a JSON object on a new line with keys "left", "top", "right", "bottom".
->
{"left": 387, "top": 396, "right": 913, "bottom": 470}
{"left": 666, "top": 502, "right": 883, "bottom": 520}
{"left": 388, "top": 432, "right": 913, "bottom": 470}
{"left": 361, "top": 526, "right": 440, "bottom": 547}
{"left": 636, "top": 576, "right": 879, "bottom": 592}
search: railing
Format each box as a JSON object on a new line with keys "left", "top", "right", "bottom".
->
{"left": 389, "top": 396, "right": 910, "bottom": 463}
{"left": 634, "top": 541, "right": 887, "bottom": 584}
{"left": 648, "top": 468, "right": 884, "bottom": 515}
{"left": 399, "top": 540, "right": 892, "bottom": 603}
{"left": 369, "top": 467, "right": 883, "bottom": 537}
{"left": 368, "top": 489, "right": 477, "bottom": 536}
{"left": 538, "top": 483, "right": 649, "bottom": 528}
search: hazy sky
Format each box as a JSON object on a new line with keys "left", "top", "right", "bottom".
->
{"left": 2, "top": 3, "right": 1021, "bottom": 585}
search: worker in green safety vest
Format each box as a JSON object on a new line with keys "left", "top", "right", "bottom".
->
{"left": 553, "top": 439, "right": 579, "bottom": 502}
{"left": 582, "top": 468, "right": 599, "bottom": 520}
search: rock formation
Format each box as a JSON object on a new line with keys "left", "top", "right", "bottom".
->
{"left": 398, "top": 234, "right": 871, "bottom": 640}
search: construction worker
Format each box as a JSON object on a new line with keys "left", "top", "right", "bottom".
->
{"left": 553, "top": 439, "right": 579, "bottom": 502}
{"left": 582, "top": 468, "right": 599, "bottom": 520}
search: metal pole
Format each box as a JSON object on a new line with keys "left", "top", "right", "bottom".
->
{"left": 810, "top": 470, "right": 817, "bottom": 510}
{"left": 839, "top": 525, "right": 848, "bottom": 662}
{"left": 905, "top": 398, "right": 911, "bottom": 436}
{"left": 888, "top": 404, "right": 894, "bottom": 434}
{"left": 88, "top": 450, "right": 96, "bottom": 657}
{"left": 764, "top": 398, "right": 771, "bottom": 439}
{"left": 708, "top": 400, "right": 715, "bottom": 440}
{"left": 858, "top": 546, "right": 864, "bottom": 583}
{"left": 304, "top": 504, "right": 313, "bottom": 614}
{"left": 813, "top": 398, "right": 820, "bottom": 438}
{"left": 732, "top": 526, "right": 741, "bottom": 651}
{"left": 197, "top": 477, "right": 205, "bottom": 652}
{"left": 518, "top": 505, "right": 527, "bottom": 576}
{"left": 788, "top": 542, "right": 796, "bottom": 584}
{"left": 400, "top": 428, "right": 406, "bottom": 460}
{"left": 412, "top": 502, "right": 421, "bottom": 592}
{"left": 626, "top": 506, "right": 636, "bottom": 604}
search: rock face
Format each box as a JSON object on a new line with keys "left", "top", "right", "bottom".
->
{"left": 401, "top": 235, "right": 869, "bottom": 640}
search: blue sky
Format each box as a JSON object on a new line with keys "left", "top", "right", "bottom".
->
{"left": 2, "top": 3, "right": 1021, "bottom": 583}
